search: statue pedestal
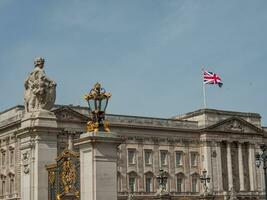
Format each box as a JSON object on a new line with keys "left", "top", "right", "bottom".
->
{"left": 75, "top": 131, "right": 123, "bottom": 200}
{"left": 199, "top": 193, "right": 215, "bottom": 200}
{"left": 21, "top": 110, "right": 57, "bottom": 128}
{"left": 18, "top": 110, "right": 58, "bottom": 200}
{"left": 153, "top": 193, "right": 172, "bottom": 200}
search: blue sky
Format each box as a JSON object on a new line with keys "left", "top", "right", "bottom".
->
{"left": 0, "top": 0, "right": 267, "bottom": 125}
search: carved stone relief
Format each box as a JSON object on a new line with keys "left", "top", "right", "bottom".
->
{"left": 226, "top": 120, "right": 244, "bottom": 132}
{"left": 22, "top": 151, "right": 30, "bottom": 174}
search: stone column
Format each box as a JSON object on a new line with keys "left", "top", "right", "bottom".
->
{"left": 227, "top": 142, "right": 233, "bottom": 190}
{"left": 120, "top": 143, "right": 128, "bottom": 192}
{"left": 202, "top": 141, "right": 212, "bottom": 193}
{"left": 169, "top": 144, "right": 175, "bottom": 192}
{"left": 75, "top": 131, "right": 123, "bottom": 200}
{"left": 215, "top": 141, "right": 223, "bottom": 192}
{"left": 137, "top": 142, "right": 144, "bottom": 192}
{"left": 255, "top": 145, "right": 264, "bottom": 192}
{"left": 238, "top": 142, "right": 245, "bottom": 191}
{"left": 19, "top": 110, "right": 58, "bottom": 200}
{"left": 248, "top": 143, "right": 256, "bottom": 191}
{"left": 184, "top": 142, "right": 190, "bottom": 192}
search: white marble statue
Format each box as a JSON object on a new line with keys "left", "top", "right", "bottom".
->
{"left": 24, "top": 57, "right": 56, "bottom": 112}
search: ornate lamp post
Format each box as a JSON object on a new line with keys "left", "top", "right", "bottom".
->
{"left": 199, "top": 169, "right": 211, "bottom": 194}
{"left": 84, "top": 82, "right": 111, "bottom": 133}
{"left": 255, "top": 144, "right": 267, "bottom": 200}
{"left": 156, "top": 169, "right": 168, "bottom": 194}
{"left": 154, "top": 169, "right": 171, "bottom": 200}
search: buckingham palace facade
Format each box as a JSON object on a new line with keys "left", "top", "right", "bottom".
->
{"left": 0, "top": 104, "right": 266, "bottom": 200}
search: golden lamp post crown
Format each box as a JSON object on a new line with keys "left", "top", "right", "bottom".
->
{"left": 84, "top": 82, "right": 112, "bottom": 133}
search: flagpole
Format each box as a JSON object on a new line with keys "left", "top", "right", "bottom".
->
{"left": 202, "top": 68, "right": 207, "bottom": 108}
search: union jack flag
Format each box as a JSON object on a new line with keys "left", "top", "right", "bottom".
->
{"left": 203, "top": 70, "right": 223, "bottom": 87}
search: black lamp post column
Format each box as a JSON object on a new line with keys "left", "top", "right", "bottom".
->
{"left": 199, "top": 169, "right": 211, "bottom": 195}
{"left": 199, "top": 169, "right": 215, "bottom": 200}
{"left": 154, "top": 169, "right": 172, "bottom": 200}
{"left": 256, "top": 144, "right": 267, "bottom": 200}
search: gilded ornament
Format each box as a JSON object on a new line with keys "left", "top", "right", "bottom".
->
{"left": 84, "top": 82, "right": 111, "bottom": 133}
{"left": 48, "top": 171, "right": 56, "bottom": 186}
{"left": 61, "top": 159, "right": 77, "bottom": 193}
{"left": 104, "top": 120, "right": 110, "bottom": 132}
{"left": 86, "top": 121, "right": 99, "bottom": 133}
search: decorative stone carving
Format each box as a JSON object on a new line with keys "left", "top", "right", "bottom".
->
{"left": 24, "top": 57, "right": 56, "bottom": 112}
{"left": 226, "top": 120, "right": 244, "bottom": 132}
{"left": 22, "top": 151, "right": 30, "bottom": 174}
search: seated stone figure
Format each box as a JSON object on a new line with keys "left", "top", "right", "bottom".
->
{"left": 24, "top": 57, "right": 56, "bottom": 112}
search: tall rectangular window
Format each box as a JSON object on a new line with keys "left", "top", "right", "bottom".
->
{"left": 192, "top": 177, "right": 197, "bottom": 192}
{"left": 2, "top": 180, "right": 5, "bottom": 195}
{"left": 176, "top": 151, "right": 182, "bottom": 166}
{"left": 10, "top": 150, "right": 14, "bottom": 165}
{"left": 190, "top": 152, "right": 198, "bottom": 166}
{"left": 144, "top": 150, "right": 152, "bottom": 165}
{"left": 160, "top": 151, "right": 167, "bottom": 166}
{"left": 177, "top": 177, "right": 183, "bottom": 192}
{"left": 2, "top": 152, "right": 5, "bottom": 166}
{"left": 145, "top": 177, "right": 152, "bottom": 192}
{"left": 128, "top": 149, "right": 136, "bottom": 165}
{"left": 129, "top": 177, "right": 135, "bottom": 192}
{"left": 9, "top": 177, "right": 14, "bottom": 194}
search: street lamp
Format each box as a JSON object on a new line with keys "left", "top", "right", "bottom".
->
{"left": 156, "top": 169, "right": 168, "bottom": 194}
{"left": 84, "top": 82, "right": 111, "bottom": 133}
{"left": 255, "top": 144, "right": 267, "bottom": 200}
{"left": 199, "top": 169, "right": 211, "bottom": 194}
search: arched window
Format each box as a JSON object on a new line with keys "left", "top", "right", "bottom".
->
{"left": 128, "top": 171, "right": 138, "bottom": 193}
{"left": 1, "top": 175, "right": 6, "bottom": 196}
{"left": 191, "top": 173, "right": 199, "bottom": 193}
{"left": 9, "top": 149, "right": 14, "bottom": 166}
{"left": 176, "top": 172, "right": 186, "bottom": 193}
{"left": 144, "top": 172, "right": 154, "bottom": 193}
{"left": 117, "top": 172, "right": 121, "bottom": 192}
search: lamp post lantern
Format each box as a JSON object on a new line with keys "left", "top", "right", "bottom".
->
{"left": 156, "top": 169, "right": 168, "bottom": 194}
{"left": 255, "top": 144, "right": 267, "bottom": 200}
{"left": 200, "top": 169, "right": 211, "bottom": 194}
{"left": 84, "top": 82, "right": 111, "bottom": 133}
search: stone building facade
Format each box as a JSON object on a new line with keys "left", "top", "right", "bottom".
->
{"left": 0, "top": 105, "right": 266, "bottom": 200}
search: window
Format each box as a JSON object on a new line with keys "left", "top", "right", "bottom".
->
{"left": 9, "top": 176, "right": 14, "bottom": 194}
{"left": 160, "top": 151, "right": 168, "bottom": 166}
{"left": 129, "top": 177, "right": 136, "bottom": 192}
{"left": 177, "top": 177, "right": 183, "bottom": 192}
{"left": 176, "top": 151, "right": 183, "bottom": 166}
{"left": 2, "top": 152, "right": 5, "bottom": 166}
{"left": 192, "top": 177, "right": 198, "bottom": 192}
{"left": 144, "top": 150, "right": 152, "bottom": 165}
{"left": 128, "top": 149, "right": 136, "bottom": 165}
{"left": 117, "top": 173, "right": 121, "bottom": 192}
{"left": 190, "top": 152, "right": 198, "bottom": 166}
{"left": 1, "top": 180, "right": 5, "bottom": 195}
{"left": 145, "top": 177, "right": 152, "bottom": 192}
{"left": 10, "top": 150, "right": 14, "bottom": 165}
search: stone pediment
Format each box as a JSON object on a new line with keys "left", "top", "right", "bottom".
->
{"left": 53, "top": 106, "right": 89, "bottom": 122}
{"left": 205, "top": 117, "right": 264, "bottom": 134}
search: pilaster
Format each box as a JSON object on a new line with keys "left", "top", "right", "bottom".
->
{"left": 226, "top": 142, "right": 233, "bottom": 191}
{"left": 248, "top": 143, "right": 256, "bottom": 191}
{"left": 238, "top": 142, "right": 245, "bottom": 191}
{"left": 202, "top": 141, "right": 212, "bottom": 193}
{"left": 215, "top": 141, "right": 223, "bottom": 192}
